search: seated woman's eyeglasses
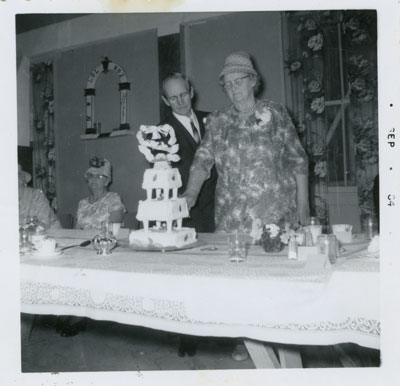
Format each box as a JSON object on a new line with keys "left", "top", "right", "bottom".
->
{"left": 222, "top": 76, "right": 250, "bottom": 91}
{"left": 168, "top": 92, "right": 190, "bottom": 104}
{"left": 87, "top": 174, "right": 107, "bottom": 180}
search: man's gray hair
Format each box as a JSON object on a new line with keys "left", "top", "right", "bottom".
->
{"left": 161, "top": 72, "right": 192, "bottom": 97}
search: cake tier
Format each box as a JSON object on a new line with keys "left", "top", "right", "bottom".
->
{"left": 129, "top": 228, "right": 196, "bottom": 248}
{"left": 142, "top": 168, "right": 182, "bottom": 190}
{"left": 137, "top": 198, "right": 189, "bottom": 221}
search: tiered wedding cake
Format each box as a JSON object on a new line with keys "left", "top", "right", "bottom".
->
{"left": 129, "top": 124, "right": 196, "bottom": 249}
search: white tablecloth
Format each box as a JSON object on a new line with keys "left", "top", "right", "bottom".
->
{"left": 20, "top": 230, "right": 379, "bottom": 349}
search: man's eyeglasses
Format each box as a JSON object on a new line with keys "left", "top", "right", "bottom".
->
{"left": 222, "top": 75, "right": 250, "bottom": 91}
{"left": 167, "top": 91, "right": 190, "bottom": 104}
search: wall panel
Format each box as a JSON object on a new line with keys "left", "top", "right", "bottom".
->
{"left": 55, "top": 29, "right": 159, "bottom": 216}
{"left": 182, "top": 12, "right": 285, "bottom": 112}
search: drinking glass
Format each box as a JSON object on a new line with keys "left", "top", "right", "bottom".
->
{"left": 101, "top": 220, "right": 112, "bottom": 236}
{"left": 111, "top": 222, "right": 121, "bottom": 236}
{"left": 307, "top": 225, "right": 322, "bottom": 245}
{"left": 228, "top": 232, "right": 248, "bottom": 262}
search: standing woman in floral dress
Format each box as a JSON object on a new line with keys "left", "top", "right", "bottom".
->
{"left": 183, "top": 51, "right": 310, "bottom": 360}
{"left": 184, "top": 50, "right": 310, "bottom": 233}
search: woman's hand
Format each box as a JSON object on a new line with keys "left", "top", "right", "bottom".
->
{"left": 295, "top": 174, "right": 310, "bottom": 226}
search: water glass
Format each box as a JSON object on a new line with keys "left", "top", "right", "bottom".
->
{"left": 101, "top": 220, "right": 112, "bottom": 236}
{"left": 306, "top": 225, "right": 322, "bottom": 245}
{"left": 111, "top": 222, "right": 122, "bottom": 236}
{"left": 228, "top": 232, "right": 248, "bottom": 262}
{"left": 317, "top": 234, "right": 339, "bottom": 264}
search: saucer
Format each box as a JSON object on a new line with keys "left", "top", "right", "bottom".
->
{"left": 31, "top": 249, "right": 63, "bottom": 258}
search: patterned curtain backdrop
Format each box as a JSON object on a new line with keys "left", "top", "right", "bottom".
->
{"left": 284, "top": 10, "right": 378, "bottom": 227}
{"left": 31, "top": 61, "right": 57, "bottom": 211}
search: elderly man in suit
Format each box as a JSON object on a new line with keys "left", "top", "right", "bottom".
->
{"left": 160, "top": 72, "right": 217, "bottom": 233}
{"left": 159, "top": 73, "right": 217, "bottom": 358}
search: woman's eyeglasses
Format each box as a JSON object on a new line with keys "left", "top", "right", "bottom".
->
{"left": 222, "top": 75, "right": 250, "bottom": 91}
{"left": 222, "top": 75, "right": 250, "bottom": 90}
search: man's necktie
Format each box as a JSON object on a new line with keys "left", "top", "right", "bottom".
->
{"left": 190, "top": 119, "right": 201, "bottom": 144}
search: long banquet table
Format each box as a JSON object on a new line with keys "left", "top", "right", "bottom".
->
{"left": 20, "top": 229, "right": 379, "bottom": 368}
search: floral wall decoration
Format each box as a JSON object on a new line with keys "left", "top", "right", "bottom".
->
{"left": 352, "top": 115, "right": 379, "bottom": 222}
{"left": 284, "top": 10, "right": 378, "bottom": 227}
{"left": 31, "top": 60, "right": 57, "bottom": 211}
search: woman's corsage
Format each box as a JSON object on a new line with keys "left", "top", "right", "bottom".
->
{"left": 137, "top": 124, "right": 180, "bottom": 163}
{"left": 254, "top": 107, "right": 272, "bottom": 128}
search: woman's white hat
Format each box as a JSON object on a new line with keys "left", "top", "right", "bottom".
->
{"left": 218, "top": 50, "right": 259, "bottom": 82}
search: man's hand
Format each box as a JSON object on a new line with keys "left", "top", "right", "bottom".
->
{"left": 181, "top": 191, "right": 197, "bottom": 210}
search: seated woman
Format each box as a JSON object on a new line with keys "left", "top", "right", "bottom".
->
{"left": 58, "top": 157, "right": 126, "bottom": 337}
{"left": 75, "top": 156, "right": 126, "bottom": 230}
{"left": 18, "top": 164, "right": 61, "bottom": 229}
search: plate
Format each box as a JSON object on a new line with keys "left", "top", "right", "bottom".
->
{"left": 130, "top": 240, "right": 204, "bottom": 252}
{"left": 31, "top": 249, "right": 63, "bottom": 258}
{"left": 339, "top": 236, "right": 369, "bottom": 246}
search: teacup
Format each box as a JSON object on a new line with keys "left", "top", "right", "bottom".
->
{"left": 332, "top": 224, "right": 353, "bottom": 243}
{"left": 36, "top": 238, "right": 57, "bottom": 255}
{"left": 31, "top": 234, "right": 47, "bottom": 249}
{"left": 111, "top": 222, "right": 122, "bottom": 236}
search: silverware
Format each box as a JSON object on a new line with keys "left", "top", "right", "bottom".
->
{"left": 200, "top": 246, "right": 218, "bottom": 251}
{"left": 60, "top": 240, "right": 91, "bottom": 251}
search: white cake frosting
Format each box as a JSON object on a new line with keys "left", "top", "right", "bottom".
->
{"left": 130, "top": 159, "right": 196, "bottom": 248}
{"left": 137, "top": 198, "right": 189, "bottom": 223}
{"left": 143, "top": 168, "right": 181, "bottom": 194}
{"left": 129, "top": 227, "right": 196, "bottom": 249}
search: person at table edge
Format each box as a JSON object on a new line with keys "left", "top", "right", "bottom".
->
{"left": 18, "top": 164, "right": 62, "bottom": 230}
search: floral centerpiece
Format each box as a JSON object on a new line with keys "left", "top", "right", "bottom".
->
{"left": 251, "top": 218, "right": 303, "bottom": 253}
{"left": 136, "top": 124, "right": 180, "bottom": 167}
{"left": 260, "top": 223, "right": 284, "bottom": 252}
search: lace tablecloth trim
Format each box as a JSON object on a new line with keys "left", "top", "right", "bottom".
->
{"left": 21, "top": 280, "right": 380, "bottom": 336}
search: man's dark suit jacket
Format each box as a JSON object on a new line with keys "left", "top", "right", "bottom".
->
{"left": 159, "top": 110, "right": 217, "bottom": 232}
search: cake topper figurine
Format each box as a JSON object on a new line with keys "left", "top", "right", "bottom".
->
{"left": 136, "top": 124, "right": 180, "bottom": 164}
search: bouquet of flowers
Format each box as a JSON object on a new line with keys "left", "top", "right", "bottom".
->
{"left": 252, "top": 219, "right": 303, "bottom": 253}
{"left": 136, "top": 124, "right": 180, "bottom": 164}
{"left": 260, "top": 223, "right": 284, "bottom": 252}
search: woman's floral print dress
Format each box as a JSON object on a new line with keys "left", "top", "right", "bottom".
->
{"left": 75, "top": 192, "right": 126, "bottom": 230}
{"left": 190, "top": 99, "right": 308, "bottom": 232}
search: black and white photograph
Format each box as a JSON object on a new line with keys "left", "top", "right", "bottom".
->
{"left": 1, "top": 1, "right": 399, "bottom": 386}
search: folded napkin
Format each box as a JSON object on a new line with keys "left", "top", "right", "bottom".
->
{"left": 367, "top": 235, "right": 379, "bottom": 257}
{"left": 304, "top": 253, "right": 331, "bottom": 270}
